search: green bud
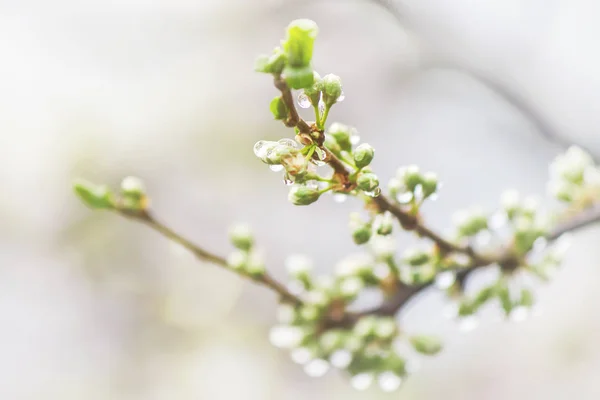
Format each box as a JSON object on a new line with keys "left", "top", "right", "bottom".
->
{"left": 356, "top": 172, "right": 379, "bottom": 192}
{"left": 269, "top": 96, "right": 288, "bottom": 120}
{"left": 229, "top": 224, "right": 254, "bottom": 251}
{"left": 285, "top": 254, "right": 313, "bottom": 283}
{"left": 327, "top": 123, "right": 352, "bottom": 152}
{"left": 266, "top": 144, "right": 299, "bottom": 165}
{"left": 254, "top": 47, "right": 286, "bottom": 74}
{"left": 354, "top": 316, "right": 377, "bottom": 338}
{"left": 226, "top": 251, "right": 247, "bottom": 271}
{"left": 458, "top": 301, "right": 476, "bottom": 316}
{"left": 551, "top": 146, "right": 594, "bottom": 184}
{"left": 353, "top": 143, "right": 375, "bottom": 169}
{"left": 453, "top": 208, "right": 488, "bottom": 237}
{"left": 73, "top": 179, "right": 114, "bottom": 210}
{"left": 410, "top": 335, "right": 443, "bottom": 355}
{"left": 374, "top": 318, "right": 397, "bottom": 339}
{"left": 283, "top": 65, "right": 315, "bottom": 90}
{"left": 300, "top": 305, "right": 320, "bottom": 321}
{"left": 121, "top": 176, "right": 145, "bottom": 197}
{"left": 283, "top": 19, "right": 318, "bottom": 68}
{"left": 303, "top": 71, "right": 323, "bottom": 105}
{"left": 373, "top": 212, "right": 393, "bottom": 235}
{"left": 321, "top": 73, "right": 343, "bottom": 106}
{"left": 338, "top": 276, "right": 364, "bottom": 299}
{"left": 513, "top": 219, "right": 545, "bottom": 254}
{"left": 288, "top": 185, "right": 321, "bottom": 206}
{"left": 548, "top": 181, "right": 577, "bottom": 203}
{"left": 349, "top": 213, "right": 372, "bottom": 245}
{"left": 397, "top": 165, "right": 422, "bottom": 191}
{"left": 403, "top": 248, "right": 430, "bottom": 266}
{"left": 319, "top": 330, "right": 346, "bottom": 353}
{"left": 246, "top": 253, "right": 266, "bottom": 278}
{"left": 500, "top": 189, "right": 520, "bottom": 219}
{"left": 421, "top": 172, "right": 438, "bottom": 198}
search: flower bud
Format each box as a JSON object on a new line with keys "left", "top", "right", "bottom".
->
{"left": 551, "top": 146, "right": 594, "bottom": 184}
{"left": 548, "top": 181, "right": 577, "bottom": 203}
{"left": 397, "top": 165, "right": 422, "bottom": 191}
{"left": 285, "top": 254, "right": 313, "bottom": 281}
{"left": 73, "top": 179, "right": 114, "bottom": 210}
{"left": 349, "top": 212, "right": 372, "bottom": 245}
{"left": 403, "top": 248, "right": 430, "bottom": 266}
{"left": 500, "top": 189, "right": 520, "bottom": 218}
{"left": 321, "top": 73, "right": 343, "bottom": 106}
{"left": 226, "top": 251, "right": 247, "bottom": 271}
{"left": 421, "top": 172, "right": 438, "bottom": 198}
{"left": 356, "top": 172, "right": 379, "bottom": 192}
{"left": 353, "top": 143, "right": 375, "bottom": 169}
{"left": 288, "top": 185, "right": 321, "bottom": 205}
{"left": 338, "top": 276, "right": 364, "bottom": 300}
{"left": 246, "top": 253, "right": 266, "bottom": 278}
{"left": 374, "top": 318, "right": 397, "bottom": 339}
{"left": 270, "top": 96, "right": 288, "bottom": 120}
{"left": 327, "top": 123, "right": 352, "bottom": 152}
{"left": 229, "top": 224, "right": 254, "bottom": 251}
{"left": 373, "top": 212, "right": 393, "bottom": 236}
{"left": 283, "top": 19, "right": 318, "bottom": 68}
{"left": 453, "top": 208, "right": 488, "bottom": 237}
{"left": 303, "top": 72, "right": 323, "bottom": 105}
{"left": 410, "top": 335, "right": 442, "bottom": 355}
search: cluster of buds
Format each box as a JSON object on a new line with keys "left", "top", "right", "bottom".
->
{"left": 548, "top": 145, "right": 600, "bottom": 206}
{"left": 268, "top": 253, "right": 443, "bottom": 391}
{"left": 73, "top": 176, "right": 148, "bottom": 212}
{"left": 388, "top": 165, "right": 439, "bottom": 208}
{"left": 226, "top": 225, "right": 266, "bottom": 278}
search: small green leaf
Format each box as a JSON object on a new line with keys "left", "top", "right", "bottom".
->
{"left": 269, "top": 96, "right": 288, "bottom": 120}
{"left": 73, "top": 179, "right": 114, "bottom": 210}
{"left": 410, "top": 335, "right": 443, "bottom": 355}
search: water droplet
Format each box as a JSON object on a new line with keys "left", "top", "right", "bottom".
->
{"left": 304, "top": 359, "right": 330, "bottom": 377}
{"left": 350, "top": 132, "right": 361, "bottom": 145}
{"left": 253, "top": 140, "right": 269, "bottom": 158}
{"left": 278, "top": 138, "right": 298, "bottom": 148}
{"left": 337, "top": 91, "right": 345, "bottom": 102}
{"left": 330, "top": 350, "right": 352, "bottom": 368}
{"left": 396, "top": 191, "right": 413, "bottom": 204}
{"left": 351, "top": 373, "right": 374, "bottom": 391}
{"left": 459, "top": 315, "right": 479, "bottom": 332}
{"left": 318, "top": 99, "right": 325, "bottom": 114}
{"left": 365, "top": 187, "right": 381, "bottom": 197}
{"left": 333, "top": 193, "right": 348, "bottom": 203}
{"left": 291, "top": 347, "right": 312, "bottom": 365}
{"left": 269, "top": 325, "right": 303, "bottom": 349}
{"left": 378, "top": 372, "right": 402, "bottom": 392}
{"left": 269, "top": 164, "right": 284, "bottom": 172}
{"left": 509, "top": 306, "right": 529, "bottom": 323}
{"left": 435, "top": 271, "right": 457, "bottom": 290}
{"left": 413, "top": 184, "right": 424, "bottom": 201}
{"left": 297, "top": 91, "right": 311, "bottom": 109}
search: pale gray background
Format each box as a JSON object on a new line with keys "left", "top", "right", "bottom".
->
{"left": 1, "top": 0, "right": 600, "bottom": 399}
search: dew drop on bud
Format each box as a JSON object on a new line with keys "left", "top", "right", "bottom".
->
{"left": 330, "top": 349, "right": 352, "bottom": 368}
{"left": 378, "top": 372, "right": 403, "bottom": 392}
{"left": 269, "top": 164, "right": 284, "bottom": 172}
{"left": 333, "top": 193, "right": 348, "bottom": 203}
{"left": 318, "top": 99, "right": 325, "bottom": 114}
{"left": 435, "top": 271, "right": 457, "bottom": 290}
{"left": 364, "top": 187, "right": 381, "bottom": 197}
{"left": 278, "top": 138, "right": 298, "bottom": 148}
{"left": 253, "top": 140, "right": 268, "bottom": 158}
{"left": 337, "top": 91, "right": 345, "bottom": 102}
{"left": 351, "top": 373, "right": 374, "bottom": 391}
{"left": 304, "top": 359, "right": 330, "bottom": 377}
{"left": 297, "top": 91, "right": 311, "bottom": 109}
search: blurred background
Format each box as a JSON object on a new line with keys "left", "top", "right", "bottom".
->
{"left": 2, "top": 0, "right": 600, "bottom": 398}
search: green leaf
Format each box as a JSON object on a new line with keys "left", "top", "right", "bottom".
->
{"left": 73, "top": 179, "right": 114, "bottom": 210}
{"left": 269, "top": 96, "right": 288, "bottom": 120}
{"left": 410, "top": 335, "right": 443, "bottom": 355}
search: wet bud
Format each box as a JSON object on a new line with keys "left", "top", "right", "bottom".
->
{"left": 327, "top": 123, "right": 352, "bottom": 152}
{"left": 229, "top": 224, "right": 254, "bottom": 251}
{"left": 322, "top": 74, "right": 343, "bottom": 106}
{"left": 288, "top": 185, "right": 321, "bottom": 205}
{"left": 410, "top": 335, "right": 442, "bottom": 355}
{"left": 403, "top": 248, "right": 430, "bottom": 266}
{"left": 397, "top": 165, "right": 422, "bottom": 191}
{"left": 270, "top": 96, "right": 288, "bottom": 120}
{"left": 421, "top": 172, "right": 438, "bottom": 198}
{"left": 283, "top": 19, "right": 318, "bottom": 68}
{"left": 349, "top": 212, "right": 372, "bottom": 245}
{"left": 453, "top": 208, "right": 488, "bottom": 237}
{"left": 73, "top": 179, "right": 114, "bottom": 210}
{"left": 254, "top": 47, "right": 286, "bottom": 74}
{"left": 266, "top": 144, "right": 299, "bottom": 165}
{"left": 353, "top": 143, "right": 375, "bottom": 169}
{"left": 356, "top": 172, "right": 379, "bottom": 192}
{"left": 283, "top": 65, "right": 315, "bottom": 90}
{"left": 373, "top": 212, "right": 393, "bottom": 235}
